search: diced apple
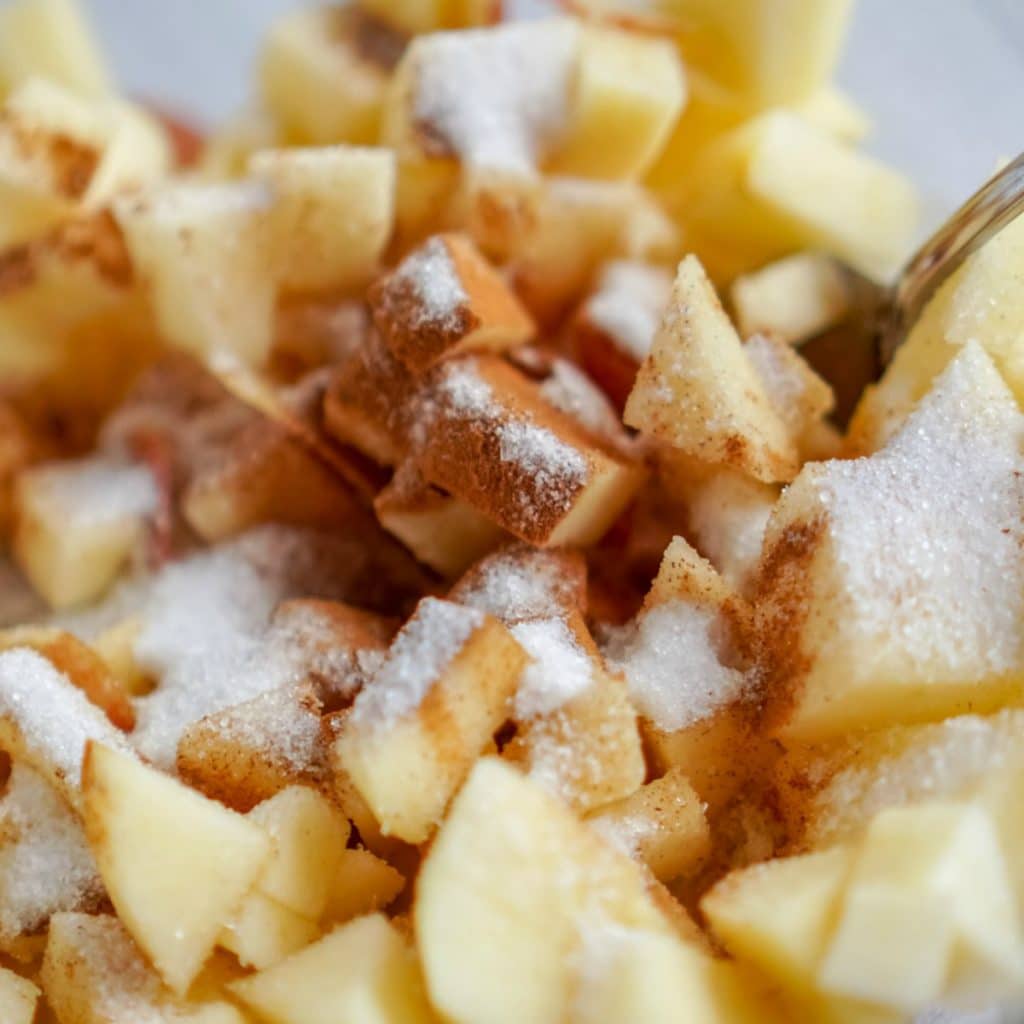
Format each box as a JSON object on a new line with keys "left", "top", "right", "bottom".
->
{"left": 176, "top": 682, "right": 326, "bottom": 813}
{"left": 416, "top": 757, "right": 677, "bottom": 1024}
{"left": 218, "top": 890, "right": 320, "bottom": 971}
{"left": 321, "top": 848, "right": 406, "bottom": 927}
{"left": 248, "top": 785, "right": 350, "bottom": 920}
{"left": 546, "top": 24, "right": 686, "bottom": 181}
{"left": 572, "top": 924, "right": 774, "bottom": 1024}
{"left": 850, "top": 207, "right": 1024, "bottom": 453}
{"left": 231, "top": 913, "right": 436, "bottom": 1024}
{"left": 0, "top": 0, "right": 110, "bottom": 98}
{"left": 624, "top": 256, "right": 798, "bottom": 483}
{"left": 333, "top": 597, "right": 526, "bottom": 842}
{"left": 13, "top": 454, "right": 156, "bottom": 609}
{"left": 81, "top": 742, "right": 272, "bottom": 994}
{"left": 730, "top": 252, "right": 852, "bottom": 345}
{"left": 587, "top": 767, "right": 711, "bottom": 882}
{"left": 794, "top": 88, "right": 871, "bottom": 144}
{"left": 819, "top": 802, "right": 1024, "bottom": 1013}
{"left": 42, "top": 912, "right": 247, "bottom": 1024}
{"left": 703, "top": 845, "right": 853, "bottom": 998}
{"left": 113, "top": 180, "right": 276, "bottom": 365}
{"left": 0, "top": 966, "right": 36, "bottom": 1024}
{"left": 92, "top": 616, "right": 151, "bottom": 695}
{"left": 259, "top": 6, "right": 402, "bottom": 146}
{"left": 374, "top": 463, "right": 507, "bottom": 578}
{"left": 683, "top": 112, "right": 918, "bottom": 281}
{"left": 413, "top": 355, "right": 645, "bottom": 547}
{"left": 182, "top": 417, "right": 362, "bottom": 542}
{"left": 754, "top": 343, "right": 1024, "bottom": 741}
{"left": 370, "top": 233, "right": 534, "bottom": 373}
{"left": 250, "top": 145, "right": 396, "bottom": 295}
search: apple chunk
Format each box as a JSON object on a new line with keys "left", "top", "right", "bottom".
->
{"left": 0, "top": 967, "right": 36, "bottom": 1024}
{"left": 333, "top": 597, "right": 526, "bottom": 842}
{"left": 81, "top": 742, "right": 272, "bottom": 994}
{"left": 755, "top": 342, "right": 1024, "bottom": 741}
{"left": 416, "top": 757, "right": 679, "bottom": 1024}
{"left": 624, "top": 256, "right": 797, "bottom": 484}
{"left": 231, "top": 913, "right": 436, "bottom": 1024}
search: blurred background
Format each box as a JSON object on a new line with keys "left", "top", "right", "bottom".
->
{"left": 72, "top": 0, "right": 1023, "bottom": 225}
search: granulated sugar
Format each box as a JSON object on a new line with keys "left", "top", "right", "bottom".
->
{"left": 412, "top": 19, "right": 578, "bottom": 174}
{"left": 389, "top": 236, "right": 467, "bottom": 332}
{"left": 586, "top": 261, "right": 673, "bottom": 361}
{"left": 24, "top": 455, "right": 158, "bottom": 528}
{"left": 790, "top": 342, "right": 1024, "bottom": 683}
{"left": 0, "top": 647, "right": 132, "bottom": 794}
{"left": 453, "top": 546, "right": 582, "bottom": 623}
{"left": 604, "top": 601, "right": 747, "bottom": 732}
{"left": 349, "top": 598, "right": 484, "bottom": 730}
{"left": 0, "top": 765, "right": 103, "bottom": 940}
{"left": 538, "top": 359, "right": 624, "bottom": 442}
{"left": 511, "top": 617, "right": 594, "bottom": 719}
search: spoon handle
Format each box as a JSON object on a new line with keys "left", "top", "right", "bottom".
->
{"left": 880, "top": 151, "right": 1024, "bottom": 363}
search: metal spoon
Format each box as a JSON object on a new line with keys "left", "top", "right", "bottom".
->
{"left": 877, "top": 150, "right": 1024, "bottom": 366}
{"left": 800, "top": 151, "right": 1024, "bottom": 424}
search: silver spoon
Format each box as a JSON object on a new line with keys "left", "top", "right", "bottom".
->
{"left": 877, "top": 150, "right": 1024, "bottom": 365}
{"left": 799, "top": 151, "right": 1024, "bottom": 424}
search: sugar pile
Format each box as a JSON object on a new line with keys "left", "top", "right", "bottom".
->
{"left": 412, "top": 19, "right": 578, "bottom": 175}
{"left": 586, "top": 261, "right": 673, "bottom": 361}
{"left": 453, "top": 546, "right": 582, "bottom": 623}
{"left": 25, "top": 455, "right": 158, "bottom": 528}
{"left": 0, "top": 764, "right": 103, "bottom": 940}
{"left": 604, "top": 600, "right": 748, "bottom": 733}
{"left": 511, "top": 618, "right": 594, "bottom": 719}
{"left": 349, "top": 598, "right": 484, "bottom": 730}
{"left": 0, "top": 647, "right": 132, "bottom": 794}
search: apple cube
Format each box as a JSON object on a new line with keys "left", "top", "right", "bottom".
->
{"left": 42, "top": 912, "right": 247, "bottom": 1024}
{"left": 754, "top": 343, "right": 1024, "bottom": 741}
{"left": 819, "top": 802, "right": 1024, "bottom": 1012}
{"left": 625, "top": 256, "right": 798, "bottom": 483}
{"left": 416, "top": 757, "right": 678, "bottom": 1024}
{"left": 259, "top": 6, "right": 402, "bottom": 146}
{"left": 182, "top": 417, "right": 362, "bottom": 542}
{"left": 333, "top": 597, "right": 526, "bottom": 842}
{"left": 231, "top": 913, "right": 436, "bottom": 1024}
{"left": 546, "top": 24, "right": 686, "bottom": 181}
{"left": 13, "top": 454, "right": 156, "bottom": 609}
{"left": 176, "top": 682, "right": 326, "bottom": 813}
{"left": 504, "top": 611, "right": 645, "bottom": 813}
{"left": 685, "top": 112, "right": 918, "bottom": 281}
{"left": 703, "top": 845, "right": 853, "bottom": 998}
{"left": 0, "top": 0, "right": 111, "bottom": 99}
{"left": 374, "top": 462, "right": 507, "bottom": 577}
{"left": 0, "top": 966, "right": 36, "bottom": 1024}
{"left": 587, "top": 767, "right": 711, "bottom": 882}
{"left": 250, "top": 145, "right": 396, "bottom": 295}
{"left": 321, "top": 847, "right": 406, "bottom": 926}
{"left": 248, "top": 785, "right": 350, "bottom": 920}
{"left": 795, "top": 88, "right": 871, "bottom": 144}
{"left": 413, "top": 355, "right": 645, "bottom": 547}
{"left": 744, "top": 331, "right": 834, "bottom": 444}
{"left": 82, "top": 742, "right": 272, "bottom": 994}
{"left": 370, "top": 233, "right": 534, "bottom": 373}
{"left": 731, "top": 251, "right": 852, "bottom": 345}
{"left": 850, "top": 205, "right": 1024, "bottom": 453}
{"left": 113, "top": 180, "right": 276, "bottom": 366}
{"left": 218, "top": 891, "right": 320, "bottom": 971}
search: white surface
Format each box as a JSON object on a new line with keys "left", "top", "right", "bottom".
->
{"left": 52, "top": 0, "right": 1024, "bottom": 221}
